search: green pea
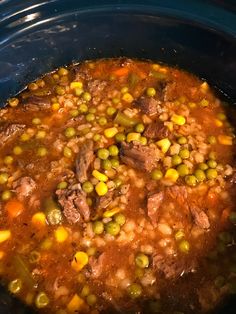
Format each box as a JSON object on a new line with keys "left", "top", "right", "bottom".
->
{"left": 218, "top": 231, "right": 231, "bottom": 244}
{"left": 106, "top": 107, "right": 116, "bottom": 116}
{"left": 151, "top": 169, "right": 163, "bottom": 181}
{"left": 0, "top": 173, "right": 9, "bottom": 185}
{"left": 86, "top": 294, "right": 97, "bottom": 306}
{"left": 135, "top": 253, "right": 149, "bottom": 268}
{"left": 146, "top": 87, "right": 156, "bottom": 97}
{"left": 179, "top": 240, "right": 190, "bottom": 253}
{"left": 4, "top": 156, "right": 14, "bottom": 165}
{"left": 198, "top": 162, "right": 208, "bottom": 171}
{"left": 32, "top": 117, "right": 41, "bottom": 125}
{"left": 108, "top": 145, "right": 119, "bottom": 156}
{"left": 89, "top": 107, "right": 96, "bottom": 114}
{"left": 114, "top": 178, "right": 123, "bottom": 188}
{"left": 177, "top": 136, "right": 187, "bottom": 145}
{"left": 57, "top": 181, "right": 68, "bottom": 190}
{"left": 86, "top": 113, "right": 95, "bottom": 122}
{"left": 13, "top": 146, "right": 23, "bottom": 155}
{"left": 194, "top": 169, "right": 206, "bottom": 182}
{"left": 55, "top": 86, "right": 65, "bottom": 95}
{"left": 97, "top": 148, "right": 109, "bottom": 160}
{"left": 112, "top": 97, "right": 120, "bottom": 104}
{"left": 110, "top": 158, "right": 119, "bottom": 168}
{"left": 70, "top": 109, "right": 79, "bottom": 117}
{"left": 8, "top": 279, "right": 22, "bottom": 294}
{"left": 214, "top": 276, "right": 225, "bottom": 288}
{"left": 128, "top": 283, "right": 142, "bottom": 298}
{"left": 82, "top": 92, "right": 92, "bottom": 102}
{"left": 79, "top": 103, "right": 88, "bottom": 113}
{"left": 35, "top": 292, "right": 49, "bottom": 308}
{"left": 105, "top": 221, "right": 120, "bottom": 236}
{"left": 206, "top": 168, "right": 217, "bottom": 180}
{"left": 209, "top": 151, "right": 217, "bottom": 160}
{"left": 37, "top": 147, "right": 48, "bottom": 157}
{"left": 58, "top": 67, "right": 68, "bottom": 76}
{"left": 229, "top": 211, "right": 236, "bottom": 224}
{"left": 93, "top": 134, "right": 101, "bottom": 142}
{"left": 121, "top": 86, "right": 129, "bottom": 94}
{"left": 185, "top": 175, "right": 197, "bottom": 186}
{"left": 176, "top": 164, "right": 189, "bottom": 177}
{"left": 179, "top": 149, "right": 190, "bottom": 159}
{"left": 114, "top": 213, "right": 126, "bottom": 226}
{"left": 75, "top": 87, "right": 84, "bottom": 96}
{"left": 82, "top": 181, "right": 94, "bottom": 194}
{"left": 63, "top": 147, "right": 72, "bottom": 158}
{"left": 139, "top": 136, "right": 147, "bottom": 145}
{"left": 92, "top": 221, "right": 104, "bottom": 235}
{"left": 64, "top": 127, "right": 76, "bottom": 138}
{"left": 135, "top": 123, "right": 145, "bottom": 133}
{"left": 98, "top": 116, "right": 107, "bottom": 126}
{"left": 217, "top": 113, "right": 226, "bottom": 121}
{"left": 207, "top": 136, "right": 216, "bottom": 144}
{"left": 207, "top": 159, "right": 217, "bottom": 169}
{"left": 102, "top": 159, "right": 112, "bottom": 170}
{"left": 1, "top": 190, "right": 12, "bottom": 201}
{"left": 171, "top": 155, "right": 182, "bottom": 166}
{"left": 115, "top": 133, "right": 126, "bottom": 142}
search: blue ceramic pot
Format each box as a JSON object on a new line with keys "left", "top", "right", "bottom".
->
{"left": 0, "top": 1, "right": 235, "bottom": 313}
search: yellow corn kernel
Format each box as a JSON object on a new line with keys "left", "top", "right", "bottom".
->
{"left": 200, "top": 81, "right": 209, "bottom": 92}
{"left": 165, "top": 121, "right": 173, "bottom": 131}
{"left": 165, "top": 168, "right": 179, "bottom": 182}
{"left": 188, "top": 102, "right": 196, "bottom": 108}
{"left": 126, "top": 132, "right": 141, "bottom": 143}
{"left": 71, "top": 251, "right": 89, "bottom": 272}
{"left": 152, "top": 63, "right": 160, "bottom": 71}
{"left": 95, "top": 182, "right": 108, "bottom": 196}
{"left": 40, "top": 238, "right": 53, "bottom": 250}
{"left": 104, "top": 127, "right": 118, "bottom": 138}
{"left": 0, "top": 230, "right": 11, "bottom": 243}
{"left": 103, "top": 207, "right": 121, "bottom": 218}
{"left": 218, "top": 135, "right": 233, "bottom": 145}
{"left": 67, "top": 293, "right": 84, "bottom": 312}
{"left": 51, "top": 102, "right": 60, "bottom": 111}
{"left": 199, "top": 99, "right": 209, "bottom": 107}
{"left": 215, "top": 119, "right": 223, "bottom": 127}
{"left": 31, "top": 212, "right": 46, "bottom": 226}
{"left": 122, "top": 92, "right": 134, "bottom": 103}
{"left": 171, "top": 114, "right": 186, "bottom": 126}
{"left": 0, "top": 251, "right": 5, "bottom": 259}
{"left": 92, "top": 170, "right": 108, "bottom": 182}
{"left": 156, "top": 138, "right": 171, "bottom": 153}
{"left": 20, "top": 133, "right": 30, "bottom": 142}
{"left": 70, "top": 81, "right": 83, "bottom": 89}
{"left": 54, "top": 226, "right": 68, "bottom": 243}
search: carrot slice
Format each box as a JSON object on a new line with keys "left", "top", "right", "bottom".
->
{"left": 113, "top": 67, "right": 130, "bottom": 77}
{"left": 5, "top": 199, "right": 24, "bottom": 219}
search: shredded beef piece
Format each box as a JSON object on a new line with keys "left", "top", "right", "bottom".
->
{"left": 134, "top": 96, "right": 160, "bottom": 115}
{"left": 144, "top": 121, "right": 170, "bottom": 139}
{"left": 166, "top": 185, "right": 188, "bottom": 205}
{"left": 190, "top": 206, "right": 210, "bottom": 229}
{"left": 87, "top": 80, "right": 107, "bottom": 97}
{"left": 0, "top": 122, "right": 25, "bottom": 145}
{"left": 147, "top": 192, "right": 164, "bottom": 225}
{"left": 96, "top": 191, "right": 114, "bottom": 209}
{"left": 163, "top": 81, "right": 177, "bottom": 101}
{"left": 56, "top": 183, "right": 90, "bottom": 224}
{"left": 152, "top": 254, "right": 196, "bottom": 279}
{"left": 76, "top": 140, "right": 94, "bottom": 183}
{"left": 89, "top": 252, "right": 106, "bottom": 278}
{"left": 13, "top": 177, "right": 37, "bottom": 201}
{"left": 120, "top": 142, "right": 159, "bottom": 172}
{"left": 22, "top": 96, "right": 51, "bottom": 111}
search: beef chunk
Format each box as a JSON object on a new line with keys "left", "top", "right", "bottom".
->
{"left": 22, "top": 96, "right": 51, "bottom": 111}
{"left": 0, "top": 123, "right": 25, "bottom": 145}
{"left": 163, "top": 82, "right": 177, "bottom": 101}
{"left": 120, "top": 142, "right": 160, "bottom": 172}
{"left": 134, "top": 96, "right": 160, "bottom": 115}
{"left": 147, "top": 192, "right": 164, "bottom": 224}
{"left": 96, "top": 191, "right": 114, "bottom": 209}
{"left": 89, "top": 252, "right": 106, "bottom": 278}
{"left": 13, "top": 176, "right": 37, "bottom": 201}
{"left": 87, "top": 80, "right": 107, "bottom": 97}
{"left": 166, "top": 185, "right": 188, "bottom": 205}
{"left": 190, "top": 206, "right": 210, "bottom": 229}
{"left": 152, "top": 254, "right": 196, "bottom": 279}
{"left": 56, "top": 183, "right": 90, "bottom": 224}
{"left": 76, "top": 140, "right": 94, "bottom": 183}
{"left": 144, "top": 121, "right": 170, "bottom": 139}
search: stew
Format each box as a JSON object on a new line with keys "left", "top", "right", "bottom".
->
{"left": 0, "top": 58, "right": 235, "bottom": 313}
